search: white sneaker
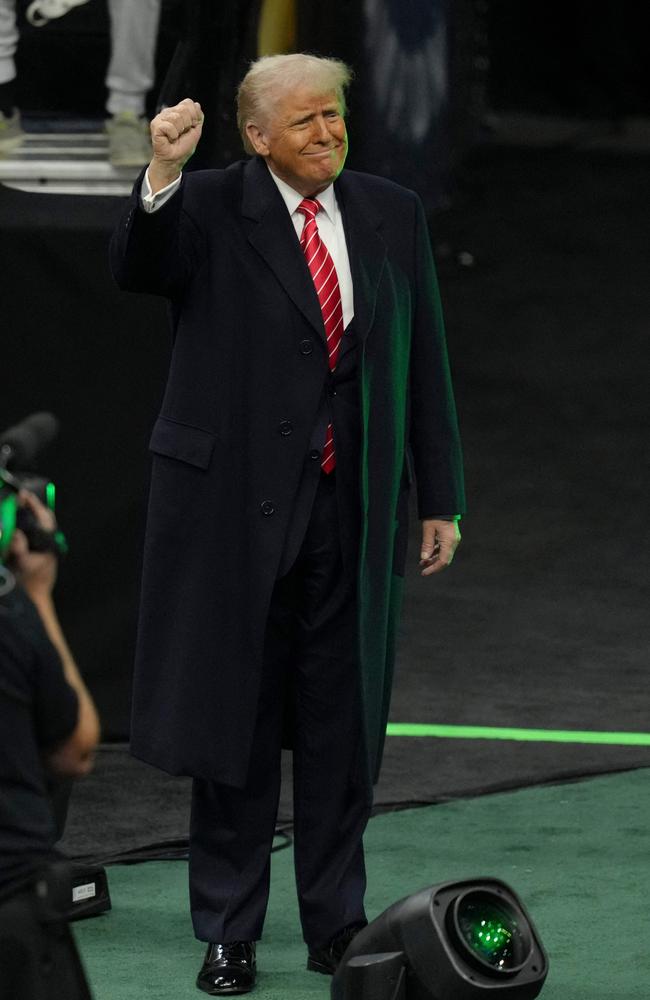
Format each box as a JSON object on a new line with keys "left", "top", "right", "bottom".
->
{"left": 26, "top": 0, "right": 93, "bottom": 28}
{"left": 106, "top": 111, "right": 152, "bottom": 168}
{"left": 0, "top": 110, "right": 25, "bottom": 157}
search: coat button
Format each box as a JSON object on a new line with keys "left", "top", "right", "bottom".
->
{"left": 309, "top": 449, "right": 321, "bottom": 461}
{"left": 260, "top": 500, "right": 275, "bottom": 516}
{"left": 299, "top": 339, "right": 313, "bottom": 355}
{"left": 279, "top": 420, "right": 293, "bottom": 436}
{"left": 327, "top": 384, "right": 337, "bottom": 397}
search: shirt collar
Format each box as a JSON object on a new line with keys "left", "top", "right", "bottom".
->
{"left": 266, "top": 164, "right": 337, "bottom": 224}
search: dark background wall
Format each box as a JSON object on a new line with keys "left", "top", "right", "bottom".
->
{"left": 487, "top": 1, "right": 649, "bottom": 119}
{"left": 1, "top": 192, "right": 170, "bottom": 736}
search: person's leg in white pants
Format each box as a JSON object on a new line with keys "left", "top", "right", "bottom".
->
{"left": 0, "top": 0, "right": 23, "bottom": 153}
{"left": 0, "top": 0, "right": 18, "bottom": 88}
{"left": 105, "top": 0, "right": 161, "bottom": 166}
{"left": 105, "top": 0, "right": 160, "bottom": 117}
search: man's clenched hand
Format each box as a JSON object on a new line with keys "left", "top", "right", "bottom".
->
{"left": 148, "top": 98, "right": 204, "bottom": 193}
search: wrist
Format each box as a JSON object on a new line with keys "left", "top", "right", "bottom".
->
{"left": 147, "top": 161, "right": 182, "bottom": 194}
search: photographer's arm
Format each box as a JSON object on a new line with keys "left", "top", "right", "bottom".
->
{"left": 9, "top": 493, "right": 100, "bottom": 777}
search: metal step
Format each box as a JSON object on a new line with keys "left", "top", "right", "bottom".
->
{"left": 0, "top": 131, "right": 142, "bottom": 196}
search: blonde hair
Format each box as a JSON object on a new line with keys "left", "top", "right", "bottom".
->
{"left": 237, "top": 53, "right": 353, "bottom": 155}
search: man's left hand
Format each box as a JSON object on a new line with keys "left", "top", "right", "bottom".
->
{"left": 419, "top": 519, "right": 461, "bottom": 577}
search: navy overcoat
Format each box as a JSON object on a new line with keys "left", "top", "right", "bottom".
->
{"left": 110, "top": 156, "right": 465, "bottom": 786}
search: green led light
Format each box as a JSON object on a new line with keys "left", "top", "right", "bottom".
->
{"left": 457, "top": 897, "right": 522, "bottom": 970}
{"left": 386, "top": 723, "right": 650, "bottom": 746}
{"left": 54, "top": 530, "right": 69, "bottom": 556}
{"left": 45, "top": 481, "right": 56, "bottom": 511}
{"left": 471, "top": 917, "right": 511, "bottom": 956}
{"left": 0, "top": 493, "right": 17, "bottom": 560}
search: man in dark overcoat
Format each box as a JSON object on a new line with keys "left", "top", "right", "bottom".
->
{"left": 110, "top": 52, "right": 465, "bottom": 996}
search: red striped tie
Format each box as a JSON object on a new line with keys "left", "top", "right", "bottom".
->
{"left": 297, "top": 197, "right": 344, "bottom": 474}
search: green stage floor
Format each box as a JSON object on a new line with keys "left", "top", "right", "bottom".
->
{"left": 75, "top": 768, "right": 650, "bottom": 1000}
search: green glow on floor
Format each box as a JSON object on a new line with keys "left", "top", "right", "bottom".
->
{"left": 386, "top": 723, "right": 650, "bottom": 746}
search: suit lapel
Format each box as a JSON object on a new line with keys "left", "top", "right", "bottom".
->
{"left": 335, "top": 172, "right": 387, "bottom": 342}
{"left": 242, "top": 157, "right": 325, "bottom": 339}
{"left": 241, "top": 160, "right": 387, "bottom": 343}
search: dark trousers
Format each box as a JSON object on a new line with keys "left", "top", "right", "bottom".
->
{"left": 189, "top": 472, "right": 372, "bottom": 947}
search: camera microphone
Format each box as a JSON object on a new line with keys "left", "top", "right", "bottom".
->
{"left": 0, "top": 413, "right": 67, "bottom": 560}
{"left": 0, "top": 412, "right": 60, "bottom": 469}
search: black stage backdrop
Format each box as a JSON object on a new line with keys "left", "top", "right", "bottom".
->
{"left": 1, "top": 190, "right": 170, "bottom": 737}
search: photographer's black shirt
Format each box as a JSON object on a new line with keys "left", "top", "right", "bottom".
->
{"left": 0, "top": 584, "right": 78, "bottom": 900}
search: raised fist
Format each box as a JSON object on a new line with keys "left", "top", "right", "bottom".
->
{"left": 149, "top": 98, "right": 204, "bottom": 188}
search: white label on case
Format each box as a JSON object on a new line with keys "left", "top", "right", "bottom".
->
{"left": 72, "top": 882, "right": 97, "bottom": 902}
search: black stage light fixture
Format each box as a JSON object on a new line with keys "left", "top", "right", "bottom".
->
{"left": 331, "top": 877, "right": 548, "bottom": 1000}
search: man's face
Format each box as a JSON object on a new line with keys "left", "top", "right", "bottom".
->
{"left": 247, "top": 87, "right": 348, "bottom": 196}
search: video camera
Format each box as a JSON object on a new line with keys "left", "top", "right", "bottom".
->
{"left": 0, "top": 412, "right": 67, "bottom": 563}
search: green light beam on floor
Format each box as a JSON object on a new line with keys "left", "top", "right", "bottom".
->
{"left": 386, "top": 723, "right": 650, "bottom": 747}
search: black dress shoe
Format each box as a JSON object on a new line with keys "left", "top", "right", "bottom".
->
{"left": 196, "top": 941, "right": 256, "bottom": 995}
{"left": 307, "top": 922, "right": 367, "bottom": 975}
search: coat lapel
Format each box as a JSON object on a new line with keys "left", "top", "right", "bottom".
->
{"left": 242, "top": 157, "right": 325, "bottom": 339}
{"left": 335, "top": 171, "right": 387, "bottom": 342}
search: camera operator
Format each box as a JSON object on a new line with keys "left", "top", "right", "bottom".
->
{"left": 0, "top": 490, "right": 99, "bottom": 1000}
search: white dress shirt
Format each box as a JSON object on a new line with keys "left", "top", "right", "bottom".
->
{"left": 141, "top": 164, "right": 355, "bottom": 328}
